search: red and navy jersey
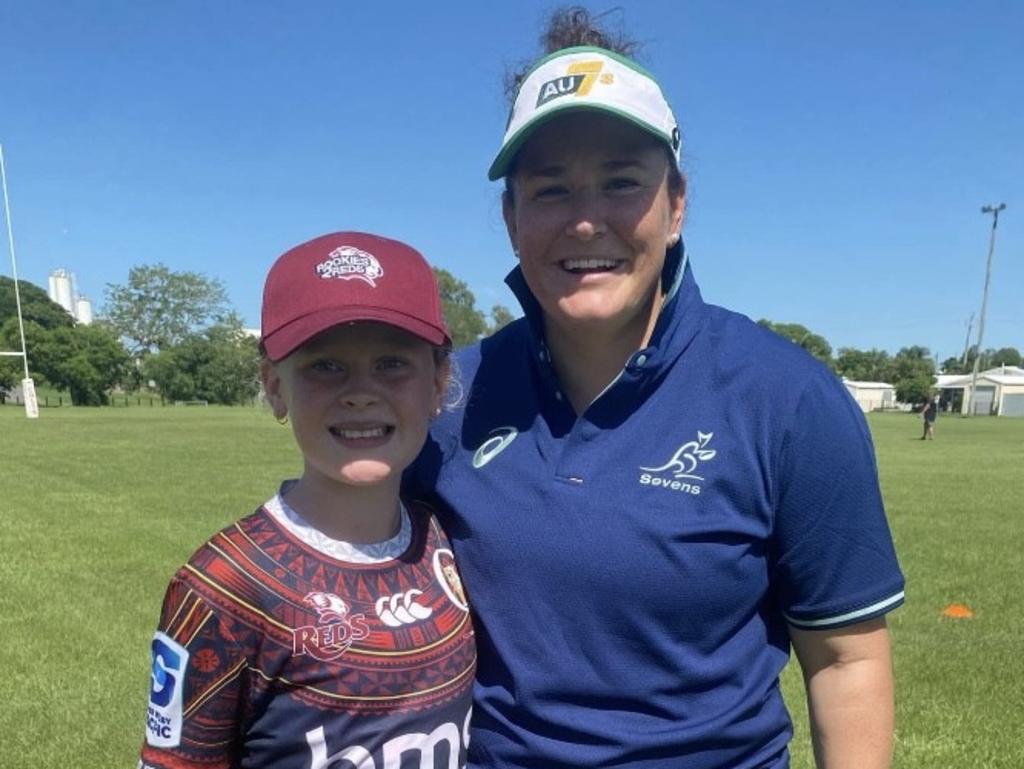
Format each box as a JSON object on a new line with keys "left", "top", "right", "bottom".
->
{"left": 140, "top": 499, "right": 475, "bottom": 769}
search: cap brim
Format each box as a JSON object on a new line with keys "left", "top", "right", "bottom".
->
{"left": 262, "top": 307, "right": 449, "bottom": 362}
{"left": 488, "top": 103, "right": 675, "bottom": 181}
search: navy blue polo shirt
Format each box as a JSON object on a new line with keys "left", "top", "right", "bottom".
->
{"left": 409, "top": 249, "right": 904, "bottom": 769}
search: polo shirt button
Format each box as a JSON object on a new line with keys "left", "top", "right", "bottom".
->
{"left": 555, "top": 391, "right": 563, "bottom": 401}
{"left": 636, "top": 354, "right": 648, "bottom": 366}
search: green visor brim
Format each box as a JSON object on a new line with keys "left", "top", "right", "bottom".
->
{"left": 487, "top": 103, "right": 677, "bottom": 181}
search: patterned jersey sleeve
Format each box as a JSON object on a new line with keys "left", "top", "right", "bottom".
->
{"left": 140, "top": 575, "right": 247, "bottom": 769}
{"left": 770, "top": 368, "right": 905, "bottom": 630}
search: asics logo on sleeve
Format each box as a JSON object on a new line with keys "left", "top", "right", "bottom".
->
{"left": 375, "top": 589, "right": 433, "bottom": 627}
{"left": 472, "top": 426, "right": 518, "bottom": 469}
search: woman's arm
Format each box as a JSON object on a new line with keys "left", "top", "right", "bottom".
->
{"left": 790, "top": 617, "right": 895, "bottom": 769}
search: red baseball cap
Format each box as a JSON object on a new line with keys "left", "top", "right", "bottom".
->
{"left": 261, "top": 232, "right": 450, "bottom": 362}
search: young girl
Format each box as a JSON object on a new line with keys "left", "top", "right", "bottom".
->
{"left": 140, "top": 232, "right": 475, "bottom": 769}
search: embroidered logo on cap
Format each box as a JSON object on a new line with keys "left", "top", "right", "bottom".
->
{"left": 536, "top": 61, "right": 615, "bottom": 107}
{"left": 316, "top": 246, "right": 384, "bottom": 287}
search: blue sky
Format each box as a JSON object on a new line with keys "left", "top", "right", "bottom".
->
{"left": 1, "top": 1, "right": 1020, "bottom": 362}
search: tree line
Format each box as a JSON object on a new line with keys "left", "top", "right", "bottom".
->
{"left": 0, "top": 266, "right": 514, "bottom": 406}
{"left": 757, "top": 319, "right": 1021, "bottom": 405}
{"left": 2, "top": 271, "right": 1018, "bottom": 407}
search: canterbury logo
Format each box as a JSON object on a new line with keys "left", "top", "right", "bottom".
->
{"left": 640, "top": 431, "right": 717, "bottom": 481}
{"left": 536, "top": 61, "right": 614, "bottom": 106}
{"left": 472, "top": 426, "right": 518, "bottom": 469}
{"left": 375, "top": 589, "right": 432, "bottom": 627}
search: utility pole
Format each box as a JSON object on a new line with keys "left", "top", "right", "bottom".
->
{"left": 966, "top": 203, "right": 1006, "bottom": 416}
{"left": 960, "top": 313, "right": 974, "bottom": 368}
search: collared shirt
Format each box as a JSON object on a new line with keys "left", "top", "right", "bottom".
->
{"left": 409, "top": 248, "right": 904, "bottom": 769}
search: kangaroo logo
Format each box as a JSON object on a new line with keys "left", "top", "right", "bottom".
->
{"left": 640, "top": 432, "right": 717, "bottom": 481}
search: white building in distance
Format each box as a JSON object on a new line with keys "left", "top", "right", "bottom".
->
{"left": 842, "top": 379, "right": 897, "bottom": 412}
{"left": 47, "top": 269, "right": 92, "bottom": 325}
{"left": 936, "top": 366, "right": 1024, "bottom": 417}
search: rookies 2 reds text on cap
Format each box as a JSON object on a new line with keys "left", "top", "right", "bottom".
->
{"left": 261, "top": 232, "right": 449, "bottom": 362}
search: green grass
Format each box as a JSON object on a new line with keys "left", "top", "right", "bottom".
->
{"left": 0, "top": 408, "right": 1021, "bottom": 767}
{"left": 781, "top": 413, "right": 1024, "bottom": 768}
{"left": 0, "top": 407, "right": 298, "bottom": 766}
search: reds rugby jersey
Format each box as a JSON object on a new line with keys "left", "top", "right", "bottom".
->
{"left": 409, "top": 245, "right": 904, "bottom": 769}
{"left": 140, "top": 498, "right": 475, "bottom": 769}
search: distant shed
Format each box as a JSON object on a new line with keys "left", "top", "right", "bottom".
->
{"left": 843, "top": 379, "right": 896, "bottom": 412}
{"left": 937, "top": 366, "right": 1024, "bottom": 417}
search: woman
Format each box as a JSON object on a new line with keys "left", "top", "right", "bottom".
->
{"left": 410, "top": 8, "right": 903, "bottom": 768}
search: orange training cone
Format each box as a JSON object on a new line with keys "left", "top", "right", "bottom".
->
{"left": 941, "top": 603, "right": 974, "bottom": 619}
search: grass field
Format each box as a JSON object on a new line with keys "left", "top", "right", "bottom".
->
{"left": 1, "top": 406, "right": 1021, "bottom": 767}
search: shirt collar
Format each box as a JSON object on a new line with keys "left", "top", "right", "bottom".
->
{"left": 505, "top": 239, "right": 706, "bottom": 377}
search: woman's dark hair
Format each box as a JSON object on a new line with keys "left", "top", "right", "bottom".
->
{"left": 503, "top": 6, "right": 638, "bottom": 103}
{"left": 502, "top": 5, "right": 685, "bottom": 201}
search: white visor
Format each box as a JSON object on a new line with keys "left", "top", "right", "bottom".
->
{"left": 488, "top": 46, "right": 681, "bottom": 181}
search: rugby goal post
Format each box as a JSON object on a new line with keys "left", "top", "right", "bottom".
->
{"left": 0, "top": 144, "right": 38, "bottom": 418}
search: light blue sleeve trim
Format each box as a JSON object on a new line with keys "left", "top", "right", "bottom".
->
{"left": 784, "top": 590, "right": 905, "bottom": 629}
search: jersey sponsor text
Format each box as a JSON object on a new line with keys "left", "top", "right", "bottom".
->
{"left": 306, "top": 709, "right": 471, "bottom": 769}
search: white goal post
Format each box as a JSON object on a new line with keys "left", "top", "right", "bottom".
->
{"left": 0, "top": 144, "right": 38, "bottom": 418}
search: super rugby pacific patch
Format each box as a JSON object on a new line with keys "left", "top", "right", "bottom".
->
{"left": 146, "top": 632, "right": 189, "bottom": 747}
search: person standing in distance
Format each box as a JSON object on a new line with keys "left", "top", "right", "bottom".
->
{"left": 141, "top": 232, "right": 475, "bottom": 769}
{"left": 408, "top": 7, "right": 904, "bottom": 769}
{"left": 920, "top": 394, "right": 938, "bottom": 439}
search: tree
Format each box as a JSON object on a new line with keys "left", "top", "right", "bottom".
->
{"left": 2, "top": 319, "right": 129, "bottom": 405}
{"left": 887, "top": 346, "right": 936, "bottom": 406}
{"left": 835, "top": 348, "right": 893, "bottom": 383}
{"left": 940, "top": 356, "right": 967, "bottom": 375}
{"left": 488, "top": 304, "right": 516, "bottom": 335}
{"left": 433, "top": 268, "right": 488, "bottom": 348}
{"left": 986, "top": 346, "right": 1022, "bottom": 368}
{"left": 103, "top": 264, "right": 230, "bottom": 355}
{"left": 0, "top": 276, "right": 75, "bottom": 331}
{"left": 143, "top": 322, "right": 260, "bottom": 405}
{"left": 756, "top": 319, "right": 833, "bottom": 367}
{"left": 891, "top": 346, "right": 934, "bottom": 383}
{"left": 0, "top": 318, "right": 22, "bottom": 397}
{"left": 895, "top": 376, "right": 933, "bottom": 406}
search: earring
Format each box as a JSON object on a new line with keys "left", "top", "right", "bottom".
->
{"left": 668, "top": 232, "right": 680, "bottom": 247}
